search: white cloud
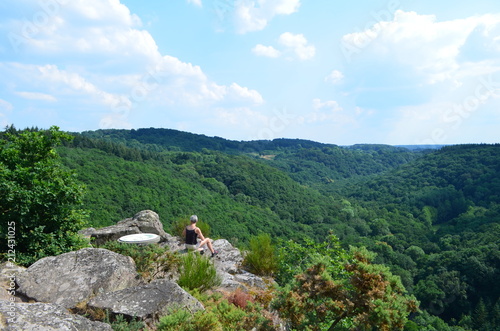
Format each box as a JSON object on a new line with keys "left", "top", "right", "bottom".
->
{"left": 235, "top": 0, "right": 301, "bottom": 34}
{"left": 0, "top": 99, "right": 14, "bottom": 112}
{"left": 2, "top": 0, "right": 265, "bottom": 130}
{"left": 304, "top": 98, "right": 346, "bottom": 124}
{"left": 325, "top": 70, "right": 344, "bottom": 84}
{"left": 148, "top": 56, "right": 263, "bottom": 107}
{"left": 341, "top": 11, "right": 500, "bottom": 85}
{"left": 252, "top": 44, "right": 281, "bottom": 58}
{"left": 338, "top": 10, "right": 500, "bottom": 145}
{"left": 386, "top": 74, "right": 500, "bottom": 144}
{"left": 36, "top": 64, "right": 126, "bottom": 108}
{"left": 312, "top": 98, "right": 342, "bottom": 112}
{"left": 187, "top": 0, "right": 202, "bottom": 7}
{"left": 16, "top": 91, "right": 57, "bottom": 102}
{"left": 278, "top": 32, "right": 315, "bottom": 60}
{"left": 227, "top": 83, "right": 264, "bottom": 105}
{"left": 215, "top": 107, "right": 267, "bottom": 127}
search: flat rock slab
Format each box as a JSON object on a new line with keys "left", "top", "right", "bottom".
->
{"left": 80, "top": 210, "right": 173, "bottom": 245}
{"left": 16, "top": 248, "right": 140, "bottom": 309}
{"left": 88, "top": 279, "right": 204, "bottom": 323}
{"left": 0, "top": 301, "right": 112, "bottom": 331}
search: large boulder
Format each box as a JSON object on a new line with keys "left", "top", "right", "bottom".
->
{"left": 212, "top": 239, "right": 269, "bottom": 290}
{"left": 0, "top": 301, "right": 112, "bottom": 331}
{"left": 88, "top": 279, "right": 204, "bottom": 325}
{"left": 0, "top": 262, "right": 27, "bottom": 303}
{"left": 16, "top": 248, "right": 140, "bottom": 309}
{"left": 80, "top": 210, "right": 172, "bottom": 245}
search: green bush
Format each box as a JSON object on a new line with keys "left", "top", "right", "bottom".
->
{"left": 157, "top": 308, "right": 195, "bottom": 331}
{"left": 101, "top": 241, "right": 180, "bottom": 282}
{"left": 107, "top": 314, "right": 144, "bottom": 331}
{"left": 177, "top": 252, "right": 221, "bottom": 293}
{"left": 242, "top": 233, "right": 277, "bottom": 276}
{"left": 157, "top": 291, "right": 275, "bottom": 331}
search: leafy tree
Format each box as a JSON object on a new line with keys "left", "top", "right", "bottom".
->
{"left": 472, "top": 298, "right": 488, "bottom": 330}
{"left": 275, "top": 233, "right": 348, "bottom": 286}
{"left": 0, "top": 126, "right": 89, "bottom": 265}
{"left": 274, "top": 245, "right": 418, "bottom": 330}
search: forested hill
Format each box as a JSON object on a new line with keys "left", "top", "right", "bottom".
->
{"left": 76, "top": 128, "right": 425, "bottom": 183}
{"left": 78, "top": 127, "right": 331, "bottom": 153}
{"left": 59, "top": 129, "right": 500, "bottom": 329}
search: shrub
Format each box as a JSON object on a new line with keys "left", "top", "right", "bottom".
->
{"left": 107, "top": 314, "right": 144, "bottom": 331}
{"left": 228, "top": 288, "right": 254, "bottom": 309}
{"left": 157, "top": 291, "right": 275, "bottom": 331}
{"left": 177, "top": 252, "right": 221, "bottom": 292}
{"left": 242, "top": 233, "right": 277, "bottom": 276}
{"left": 101, "top": 241, "right": 180, "bottom": 282}
{"left": 157, "top": 307, "right": 222, "bottom": 331}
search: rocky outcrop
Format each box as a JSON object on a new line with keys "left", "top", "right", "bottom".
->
{"left": 165, "top": 237, "right": 269, "bottom": 291}
{"left": 16, "top": 248, "right": 140, "bottom": 309}
{"left": 6, "top": 210, "right": 274, "bottom": 329}
{"left": 88, "top": 279, "right": 204, "bottom": 325}
{"left": 0, "top": 301, "right": 112, "bottom": 331}
{"left": 0, "top": 263, "right": 27, "bottom": 303}
{"left": 80, "top": 210, "right": 173, "bottom": 245}
{"left": 212, "top": 239, "right": 269, "bottom": 290}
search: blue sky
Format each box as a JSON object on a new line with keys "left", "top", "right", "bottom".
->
{"left": 0, "top": 0, "right": 499, "bottom": 145}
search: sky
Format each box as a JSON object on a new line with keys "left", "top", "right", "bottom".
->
{"left": 0, "top": 0, "right": 499, "bottom": 145}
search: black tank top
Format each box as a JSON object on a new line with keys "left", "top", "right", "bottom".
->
{"left": 185, "top": 227, "right": 198, "bottom": 245}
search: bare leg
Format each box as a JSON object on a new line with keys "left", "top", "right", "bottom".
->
{"left": 199, "top": 238, "right": 215, "bottom": 254}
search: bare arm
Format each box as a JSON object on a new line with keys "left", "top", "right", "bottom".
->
{"left": 195, "top": 227, "right": 205, "bottom": 241}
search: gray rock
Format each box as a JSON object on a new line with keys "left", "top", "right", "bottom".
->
{"left": 80, "top": 210, "right": 172, "bottom": 245}
{"left": 0, "top": 300, "right": 112, "bottom": 331}
{"left": 88, "top": 279, "right": 204, "bottom": 324}
{"left": 16, "top": 248, "right": 140, "bottom": 309}
{"left": 0, "top": 262, "right": 27, "bottom": 303}
{"left": 212, "top": 239, "right": 268, "bottom": 290}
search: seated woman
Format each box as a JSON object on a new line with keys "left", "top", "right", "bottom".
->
{"left": 182, "top": 215, "right": 218, "bottom": 257}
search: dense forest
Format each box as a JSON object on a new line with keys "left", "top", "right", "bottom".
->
{"left": 3, "top": 127, "right": 499, "bottom": 329}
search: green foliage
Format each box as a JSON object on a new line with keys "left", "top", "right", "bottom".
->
{"left": 100, "top": 241, "right": 180, "bottom": 282}
{"left": 170, "top": 217, "right": 189, "bottom": 239}
{"left": 242, "top": 233, "right": 278, "bottom": 276}
{"left": 54, "top": 128, "right": 500, "bottom": 328}
{"left": 157, "top": 290, "right": 275, "bottom": 331}
{"left": 177, "top": 252, "right": 221, "bottom": 293}
{"left": 106, "top": 314, "right": 145, "bottom": 331}
{"left": 274, "top": 246, "right": 419, "bottom": 331}
{"left": 0, "top": 126, "right": 89, "bottom": 266}
{"left": 276, "top": 233, "right": 348, "bottom": 286}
